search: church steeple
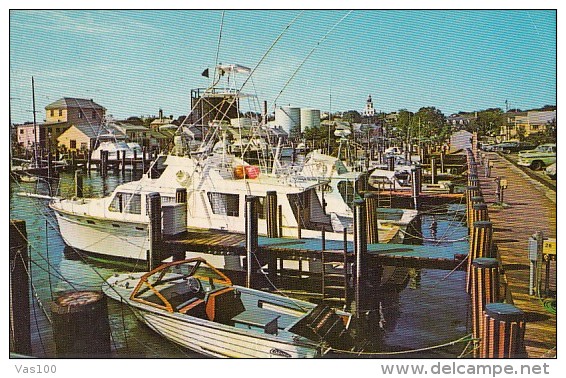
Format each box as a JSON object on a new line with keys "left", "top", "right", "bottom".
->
{"left": 363, "top": 94, "right": 375, "bottom": 117}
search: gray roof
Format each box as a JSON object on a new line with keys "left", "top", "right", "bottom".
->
{"left": 69, "top": 123, "right": 108, "bottom": 139}
{"left": 45, "top": 97, "right": 105, "bottom": 110}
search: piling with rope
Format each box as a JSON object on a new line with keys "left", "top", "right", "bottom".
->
{"left": 364, "top": 192, "right": 379, "bottom": 244}
{"left": 430, "top": 156, "right": 437, "bottom": 184}
{"left": 50, "top": 291, "right": 111, "bottom": 357}
{"left": 74, "top": 169, "right": 83, "bottom": 198}
{"left": 9, "top": 219, "right": 32, "bottom": 355}
{"left": 466, "top": 221, "right": 494, "bottom": 293}
{"left": 353, "top": 199, "right": 368, "bottom": 318}
{"left": 480, "top": 303, "right": 526, "bottom": 358}
{"left": 147, "top": 192, "right": 162, "bottom": 271}
{"left": 465, "top": 185, "right": 480, "bottom": 228}
{"left": 470, "top": 257, "right": 500, "bottom": 357}
{"left": 266, "top": 191, "right": 278, "bottom": 238}
{"left": 472, "top": 202, "right": 489, "bottom": 223}
{"left": 245, "top": 195, "right": 259, "bottom": 288}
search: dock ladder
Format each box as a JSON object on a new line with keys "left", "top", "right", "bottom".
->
{"left": 321, "top": 249, "right": 349, "bottom": 307}
{"left": 376, "top": 181, "right": 393, "bottom": 208}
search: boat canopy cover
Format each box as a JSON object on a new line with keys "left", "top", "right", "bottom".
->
{"left": 217, "top": 64, "right": 251, "bottom": 74}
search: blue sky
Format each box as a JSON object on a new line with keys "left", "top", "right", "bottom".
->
{"left": 9, "top": 9, "right": 556, "bottom": 124}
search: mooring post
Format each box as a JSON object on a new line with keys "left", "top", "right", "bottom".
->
{"left": 480, "top": 303, "right": 526, "bottom": 358}
{"left": 147, "top": 192, "right": 162, "bottom": 271}
{"left": 440, "top": 149, "right": 445, "bottom": 173}
{"left": 387, "top": 155, "right": 395, "bottom": 171}
{"left": 9, "top": 219, "right": 31, "bottom": 355}
{"left": 466, "top": 221, "right": 494, "bottom": 293}
{"left": 278, "top": 204, "right": 283, "bottom": 238}
{"left": 47, "top": 150, "right": 53, "bottom": 181}
{"left": 411, "top": 167, "right": 421, "bottom": 210}
{"left": 266, "top": 191, "right": 278, "bottom": 238}
{"left": 101, "top": 150, "right": 108, "bottom": 178}
{"left": 142, "top": 147, "right": 147, "bottom": 174}
{"left": 51, "top": 291, "right": 111, "bottom": 357}
{"left": 86, "top": 150, "right": 92, "bottom": 173}
{"left": 353, "top": 199, "right": 368, "bottom": 318}
{"left": 74, "top": 169, "right": 83, "bottom": 198}
{"left": 470, "top": 257, "right": 500, "bottom": 357}
{"left": 469, "top": 196, "right": 485, "bottom": 224}
{"left": 245, "top": 195, "right": 259, "bottom": 288}
{"left": 121, "top": 149, "right": 126, "bottom": 174}
{"left": 484, "top": 158, "right": 491, "bottom": 178}
{"left": 472, "top": 202, "right": 489, "bottom": 223}
{"left": 430, "top": 156, "right": 437, "bottom": 184}
{"left": 466, "top": 185, "right": 480, "bottom": 229}
{"left": 364, "top": 192, "right": 379, "bottom": 244}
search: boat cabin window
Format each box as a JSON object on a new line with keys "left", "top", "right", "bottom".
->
{"left": 108, "top": 192, "right": 142, "bottom": 214}
{"left": 207, "top": 192, "right": 239, "bottom": 217}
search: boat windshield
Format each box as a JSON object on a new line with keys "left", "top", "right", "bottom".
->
{"left": 130, "top": 259, "right": 233, "bottom": 312}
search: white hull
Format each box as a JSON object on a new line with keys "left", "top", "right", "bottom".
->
{"left": 54, "top": 211, "right": 149, "bottom": 261}
{"left": 135, "top": 310, "right": 318, "bottom": 358}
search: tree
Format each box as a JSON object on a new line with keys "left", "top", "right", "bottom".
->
{"left": 342, "top": 110, "right": 362, "bottom": 124}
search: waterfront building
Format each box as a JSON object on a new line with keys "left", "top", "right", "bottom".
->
{"left": 501, "top": 110, "right": 556, "bottom": 140}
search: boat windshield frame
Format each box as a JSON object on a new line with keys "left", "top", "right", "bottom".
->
{"left": 129, "top": 258, "right": 233, "bottom": 312}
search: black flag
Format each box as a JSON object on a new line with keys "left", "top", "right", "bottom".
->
{"left": 201, "top": 68, "right": 209, "bottom": 78}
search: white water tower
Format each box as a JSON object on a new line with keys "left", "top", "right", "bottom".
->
{"left": 275, "top": 106, "right": 300, "bottom": 134}
{"left": 300, "top": 108, "right": 321, "bottom": 132}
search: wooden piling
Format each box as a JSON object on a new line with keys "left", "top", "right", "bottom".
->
{"left": 265, "top": 191, "right": 278, "bottom": 238}
{"left": 147, "top": 192, "right": 162, "bottom": 271}
{"left": 101, "top": 150, "right": 108, "bottom": 178}
{"left": 121, "top": 149, "right": 126, "bottom": 173}
{"left": 353, "top": 199, "right": 367, "bottom": 317}
{"left": 411, "top": 167, "right": 421, "bottom": 210}
{"left": 430, "top": 156, "right": 437, "bottom": 184}
{"left": 245, "top": 195, "right": 259, "bottom": 288}
{"left": 466, "top": 185, "right": 480, "bottom": 228}
{"left": 51, "top": 291, "right": 111, "bottom": 357}
{"left": 142, "top": 147, "right": 147, "bottom": 174}
{"left": 470, "top": 257, "right": 500, "bottom": 356}
{"left": 481, "top": 303, "right": 526, "bottom": 358}
{"left": 472, "top": 203, "right": 489, "bottom": 223}
{"left": 440, "top": 150, "right": 445, "bottom": 173}
{"left": 469, "top": 196, "right": 485, "bottom": 225}
{"left": 467, "top": 221, "right": 494, "bottom": 293}
{"left": 75, "top": 169, "right": 83, "bottom": 198}
{"left": 387, "top": 155, "right": 395, "bottom": 171}
{"left": 364, "top": 192, "right": 379, "bottom": 244}
{"left": 278, "top": 204, "right": 283, "bottom": 238}
{"left": 9, "top": 219, "right": 31, "bottom": 355}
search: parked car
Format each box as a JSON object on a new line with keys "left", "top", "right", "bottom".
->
{"left": 545, "top": 163, "right": 556, "bottom": 180}
{"left": 494, "top": 141, "right": 536, "bottom": 154}
{"left": 517, "top": 143, "right": 557, "bottom": 170}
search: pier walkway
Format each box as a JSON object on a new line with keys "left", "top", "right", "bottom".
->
{"left": 479, "top": 152, "right": 556, "bottom": 358}
{"left": 163, "top": 230, "right": 466, "bottom": 272}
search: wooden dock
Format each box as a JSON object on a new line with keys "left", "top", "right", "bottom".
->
{"left": 163, "top": 230, "right": 466, "bottom": 272}
{"left": 478, "top": 152, "right": 556, "bottom": 358}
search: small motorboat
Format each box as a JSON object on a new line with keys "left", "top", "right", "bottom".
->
{"left": 103, "top": 258, "right": 354, "bottom": 358}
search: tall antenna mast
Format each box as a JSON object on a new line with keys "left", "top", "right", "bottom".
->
{"left": 32, "top": 76, "right": 39, "bottom": 166}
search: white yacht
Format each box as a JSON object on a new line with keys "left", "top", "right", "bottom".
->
{"left": 49, "top": 64, "right": 402, "bottom": 268}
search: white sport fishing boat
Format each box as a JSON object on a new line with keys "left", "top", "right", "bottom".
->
{"left": 292, "top": 150, "right": 418, "bottom": 240}
{"left": 49, "top": 64, "right": 401, "bottom": 267}
{"left": 103, "top": 257, "right": 353, "bottom": 358}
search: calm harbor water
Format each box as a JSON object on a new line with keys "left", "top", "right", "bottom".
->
{"left": 9, "top": 169, "right": 470, "bottom": 358}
